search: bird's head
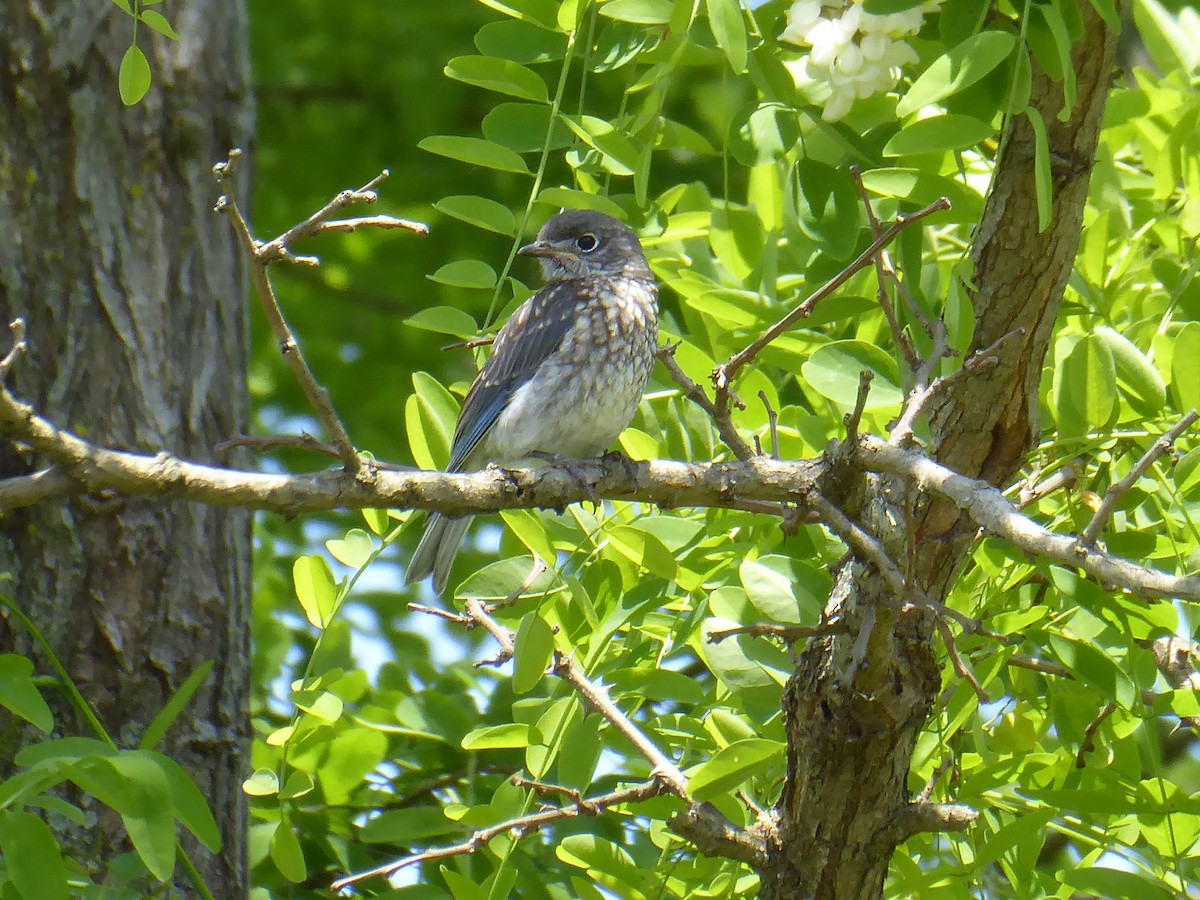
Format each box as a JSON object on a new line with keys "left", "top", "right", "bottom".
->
{"left": 518, "top": 210, "right": 652, "bottom": 283}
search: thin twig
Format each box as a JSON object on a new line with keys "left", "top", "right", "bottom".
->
{"left": 311, "top": 215, "right": 428, "bottom": 236}
{"left": 511, "top": 775, "right": 602, "bottom": 814}
{"left": 0, "top": 319, "right": 27, "bottom": 378}
{"left": 464, "top": 598, "right": 516, "bottom": 667}
{"left": 1078, "top": 410, "right": 1199, "bottom": 547}
{"left": 1006, "top": 654, "right": 1072, "bottom": 679}
{"left": 758, "top": 391, "right": 780, "bottom": 459}
{"left": 656, "top": 343, "right": 755, "bottom": 461}
{"left": 934, "top": 615, "right": 989, "bottom": 703}
{"left": 915, "top": 755, "right": 955, "bottom": 804}
{"left": 849, "top": 167, "right": 918, "bottom": 369}
{"left": 705, "top": 622, "right": 825, "bottom": 644}
{"left": 1075, "top": 701, "right": 1117, "bottom": 768}
{"left": 1016, "top": 462, "right": 1081, "bottom": 510}
{"left": 442, "top": 336, "right": 497, "bottom": 352}
{"left": 844, "top": 371, "right": 873, "bottom": 449}
{"left": 331, "top": 778, "right": 666, "bottom": 889}
{"left": 552, "top": 650, "right": 689, "bottom": 795}
{"left": 891, "top": 328, "right": 1025, "bottom": 447}
{"left": 713, "top": 197, "right": 951, "bottom": 388}
{"left": 214, "top": 151, "right": 380, "bottom": 473}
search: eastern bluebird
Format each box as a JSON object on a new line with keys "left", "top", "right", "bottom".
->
{"left": 406, "top": 209, "right": 659, "bottom": 593}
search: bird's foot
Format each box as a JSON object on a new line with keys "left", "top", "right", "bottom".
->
{"left": 600, "top": 449, "right": 639, "bottom": 481}
{"left": 529, "top": 451, "right": 599, "bottom": 505}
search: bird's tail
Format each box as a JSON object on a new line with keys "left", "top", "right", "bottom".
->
{"left": 406, "top": 513, "right": 473, "bottom": 594}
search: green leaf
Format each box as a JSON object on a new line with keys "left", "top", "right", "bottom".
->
{"left": 1049, "top": 634, "right": 1135, "bottom": 708}
{"left": 139, "top": 660, "right": 213, "bottom": 751}
{"left": 326, "top": 528, "right": 376, "bottom": 568}
{"left": 499, "top": 509, "right": 557, "bottom": 571}
{"left": 883, "top": 114, "right": 995, "bottom": 156}
{"left": 270, "top": 823, "right": 307, "bottom": 883}
{"left": 483, "top": 102, "right": 572, "bottom": 153}
{"left": 14, "top": 736, "right": 114, "bottom": 768}
{"left": 739, "top": 556, "right": 824, "bottom": 625}
{"left": 434, "top": 195, "right": 516, "bottom": 236}
{"left": 1057, "top": 866, "right": 1175, "bottom": 900}
{"left": 863, "top": 0, "right": 926, "bottom": 10}
{"left": 0, "top": 810, "right": 70, "bottom": 900}
{"left": 1025, "top": 107, "right": 1052, "bottom": 232}
{"left": 476, "top": 0, "right": 561, "bottom": 29}
{"left": 278, "top": 771, "right": 314, "bottom": 800}
{"left": 461, "top": 723, "right": 539, "bottom": 750}
{"left": 557, "top": 715, "right": 601, "bottom": 790}
{"left": 455, "top": 557, "right": 559, "bottom": 602}
{"left": 560, "top": 115, "right": 640, "bottom": 176}
{"left": 1095, "top": 327, "right": 1166, "bottom": 412}
{"left": 706, "top": 0, "right": 746, "bottom": 73}
{"left": 361, "top": 807, "right": 459, "bottom": 843}
{"left": 292, "top": 688, "right": 344, "bottom": 723}
{"left": 292, "top": 554, "right": 338, "bottom": 628}
{"left": 474, "top": 20, "right": 567, "bottom": 64}
{"left": 417, "top": 135, "right": 531, "bottom": 174}
{"left": 1061, "top": 334, "right": 1117, "bottom": 428}
{"left": 535, "top": 187, "right": 626, "bottom": 218}
{"left": 139, "top": 10, "right": 180, "bottom": 39}
{"left": 605, "top": 525, "right": 677, "bottom": 581}
{"left": 146, "top": 752, "right": 222, "bottom": 852}
{"left": 118, "top": 44, "right": 152, "bottom": 106}
{"left": 0, "top": 654, "right": 54, "bottom": 733}
{"left": 444, "top": 55, "right": 548, "bottom": 102}
{"left": 598, "top": 0, "right": 673, "bottom": 24}
{"left": 858, "top": 167, "right": 983, "bottom": 224}
{"left": 362, "top": 508, "right": 390, "bottom": 535}
{"left": 688, "top": 738, "right": 783, "bottom": 802}
{"left": 801, "top": 340, "right": 904, "bottom": 411}
{"left": 1175, "top": 447, "right": 1200, "bottom": 496}
{"left": 1172, "top": 323, "right": 1200, "bottom": 413}
{"left": 700, "top": 617, "right": 779, "bottom": 691}
{"left": 242, "top": 769, "right": 279, "bottom": 797}
{"left": 897, "top": 30, "right": 1017, "bottom": 116}
{"left": 512, "top": 613, "right": 554, "bottom": 694}
{"left": 428, "top": 259, "right": 497, "bottom": 289}
{"left": 728, "top": 103, "right": 800, "bottom": 167}
{"left": 75, "top": 754, "right": 176, "bottom": 882}
{"left": 556, "top": 834, "right": 636, "bottom": 875}
{"left": 406, "top": 371, "right": 459, "bottom": 471}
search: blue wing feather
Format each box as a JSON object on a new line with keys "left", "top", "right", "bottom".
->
{"left": 447, "top": 281, "right": 583, "bottom": 471}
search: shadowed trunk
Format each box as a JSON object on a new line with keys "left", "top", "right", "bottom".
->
{"left": 0, "top": 1, "right": 253, "bottom": 894}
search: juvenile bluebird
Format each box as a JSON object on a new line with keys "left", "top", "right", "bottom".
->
{"left": 406, "top": 209, "right": 659, "bottom": 593}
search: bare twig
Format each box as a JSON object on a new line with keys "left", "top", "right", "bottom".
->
{"left": 0, "top": 319, "right": 27, "bottom": 379}
{"left": 1016, "top": 462, "right": 1081, "bottom": 510}
{"left": 759, "top": 391, "right": 780, "bottom": 459}
{"left": 443, "top": 336, "right": 497, "bottom": 352}
{"left": 705, "top": 622, "right": 824, "bottom": 644}
{"left": 934, "top": 615, "right": 989, "bottom": 703}
{"left": 489, "top": 558, "right": 550, "bottom": 612}
{"left": 1078, "top": 411, "right": 1199, "bottom": 547}
{"left": 465, "top": 598, "right": 516, "bottom": 666}
{"left": 1007, "top": 654, "right": 1072, "bottom": 679}
{"left": 844, "top": 371, "right": 873, "bottom": 449}
{"left": 1075, "top": 701, "right": 1117, "bottom": 768}
{"left": 552, "top": 650, "right": 688, "bottom": 796}
{"left": 331, "top": 778, "right": 666, "bottom": 890}
{"left": 849, "top": 167, "right": 918, "bottom": 369}
{"left": 311, "top": 215, "right": 428, "bottom": 237}
{"left": 657, "top": 343, "right": 755, "bottom": 461}
{"left": 890, "top": 328, "right": 1026, "bottom": 447}
{"left": 915, "top": 755, "right": 955, "bottom": 804}
{"left": 894, "top": 802, "right": 978, "bottom": 841}
{"left": 510, "top": 775, "right": 603, "bottom": 814}
{"left": 714, "top": 197, "right": 951, "bottom": 389}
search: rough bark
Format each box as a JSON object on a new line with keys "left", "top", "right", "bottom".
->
{"left": 0, "top": 1, "right": 252, "bottom": 895}
{"left": 761, "top": 7, "right": 1125, "bottom": 898}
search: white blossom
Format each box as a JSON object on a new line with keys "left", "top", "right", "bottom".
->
{"left": 779, "top": 0, "right": 941, "bottom": 121}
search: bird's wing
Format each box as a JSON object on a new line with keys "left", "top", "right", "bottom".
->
{"left": 448, "top": 281, "right": 582, "bottom": 471}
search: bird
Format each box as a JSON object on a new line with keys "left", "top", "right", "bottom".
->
{"left": 405, "top": 209, "right": 659, "bottom": 593}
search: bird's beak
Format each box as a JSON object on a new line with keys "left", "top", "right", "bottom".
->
{"left": 518, "top": 240, "right": 570, "bottom": 259}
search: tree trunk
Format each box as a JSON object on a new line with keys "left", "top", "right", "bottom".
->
{"left": 0, "top": 1, "right": 252, "bottom": 895}
{"left": 761, "top": 6, "right": 1124, "bottom": 898}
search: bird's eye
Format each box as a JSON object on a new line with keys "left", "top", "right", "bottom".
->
{"left": 576, "top": 233, "right": 599, "bottom": 253}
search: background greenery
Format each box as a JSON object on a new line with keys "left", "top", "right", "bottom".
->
{"left": 249, "top": 0, "right": 1200, "bottom": 897}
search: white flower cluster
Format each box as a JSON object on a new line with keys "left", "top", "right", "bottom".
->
{"left": 780, "top": 0, "right": 940, "bottom": 121}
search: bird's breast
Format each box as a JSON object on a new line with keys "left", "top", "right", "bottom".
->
{"left": 486, "top": 277, "right": 658, "bottom": 460}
